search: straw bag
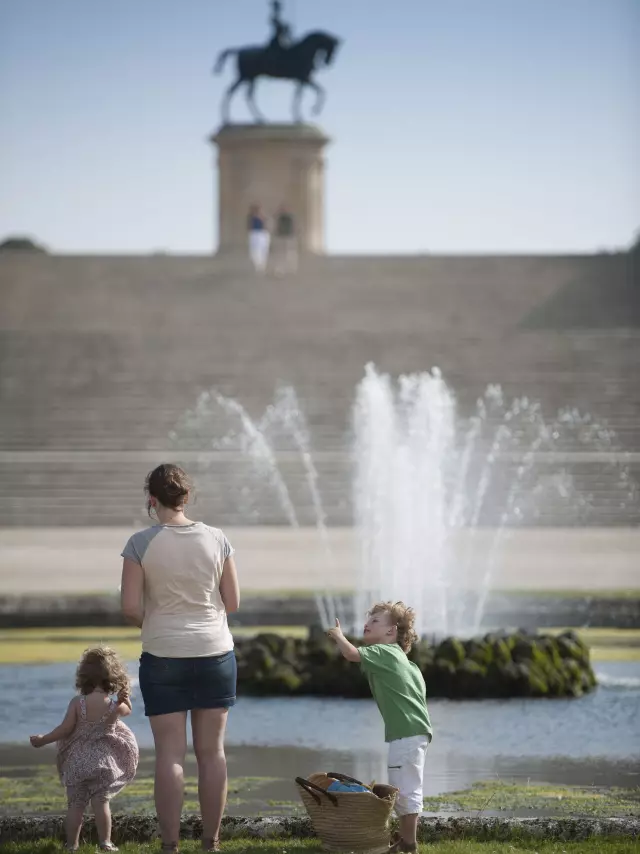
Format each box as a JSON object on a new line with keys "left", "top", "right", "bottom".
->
{"left": 295, "top": 771, "right": 398, "bottom": 854}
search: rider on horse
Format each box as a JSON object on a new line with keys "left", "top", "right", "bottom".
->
{"left": 214, "top": 0, "right": 340, "bottom": 124}
{"left": 267, "top": 0, "right": 293, "bottom": 67}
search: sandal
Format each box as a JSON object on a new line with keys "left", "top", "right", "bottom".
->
{"left": 98, "top": 844, "right": 119, "bottom": 852}
{"left": 202, "top": 839, "right": 221, "bottom": 852}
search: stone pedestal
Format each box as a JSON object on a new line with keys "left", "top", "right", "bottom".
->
{"left": 211, "top": 123, "right": 330, "bottom": 256}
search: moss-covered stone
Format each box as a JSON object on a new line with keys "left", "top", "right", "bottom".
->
{"left": 436, "top": 637, "right": 466, "bottom": 666}
{"left": 233, "top": 630, "right": 597, "bottom": 699}
{"left": 463, "top": 639, "right": 493, "bottom": 667}
{"left": 451, "top": 659, "right": 487, "bottom": 698}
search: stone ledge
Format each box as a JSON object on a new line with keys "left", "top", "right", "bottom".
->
{"left": 213, "top": 122, "right": 330, "bottom": 144}
{"left": 1, "top": 815, "right": 638, "bottom": 844}
{"left": 2, "top": 592, "right": 639, "bottom": 630}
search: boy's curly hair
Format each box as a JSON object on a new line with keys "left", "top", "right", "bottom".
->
{"left": 368, "top": 601, "right": 419, "bottom": 652}
{"left": 76, "top": 646, "right": 131, "bottom": 696}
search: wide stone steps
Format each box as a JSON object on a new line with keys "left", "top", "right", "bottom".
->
{"left": 1, "top": 252, "right": 639, "bottom": 525}
{"left": 0, "top": 456, "right": 637, "bottom": 527}
{"left": 1, "top": 393, "right": 639, "bottom": 450}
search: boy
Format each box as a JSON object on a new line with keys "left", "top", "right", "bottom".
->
{"left": 328, "top": 601, "right": 432, "bottom": 853}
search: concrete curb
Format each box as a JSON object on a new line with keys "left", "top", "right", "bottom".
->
{"left": 1, "top": 814, "right": 638, "bottom": 844}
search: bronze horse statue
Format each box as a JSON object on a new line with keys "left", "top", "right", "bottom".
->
{"left": 214, "top": 31, "right": 341, "bottom": 124}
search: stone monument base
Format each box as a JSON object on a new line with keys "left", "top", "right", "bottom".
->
{"left": 211, "top": 123, "right": 330, "bottom": 257}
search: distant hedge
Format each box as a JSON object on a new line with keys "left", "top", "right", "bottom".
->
{"left": 0, "top": 236, "right": 48, "bottom": 253}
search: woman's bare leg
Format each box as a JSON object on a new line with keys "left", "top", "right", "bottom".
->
{"left": 150, "top": 712, "right": 188, "bottom": 846}
{"left": 191, "top": 708, "right": 229, "bottom": 843}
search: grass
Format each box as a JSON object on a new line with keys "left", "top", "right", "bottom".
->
{"left": 547, "top": 628, "right": 640, "bottom": 663}
{"left": 2, "top": 626, "right": 640, "bottom": 665}
{"left": 422, "top": 781, "right": 640, "bottom": 818}
{"left": 3, "top": 765, "right": 638, "bottom": 822}
{"left": 0, "top": 764, "right": 291, "bottom": 817}
{"left": 0, "top": 627, "right": 307, "bottom": 666}
{"left": 0, "top": 627, "right": 307, "bottom": 640}
{"left": 589, "top": 647, "right": 640, "bottom": 662}
{"left": 547, "top": 628, "right": 640, "bottom": 645}
{"left": 1, "top": 839, "right": 639, "bottom": 854}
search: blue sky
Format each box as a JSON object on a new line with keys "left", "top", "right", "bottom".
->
{"left": 1, "top": 0, "right": 638, "bottom": 254}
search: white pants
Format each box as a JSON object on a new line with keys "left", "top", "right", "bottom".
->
{"left": 249, "top": 230, "right": 270, "bottom": 272}
{"left": 387, "top": 735, "right": 429, "bottom": 816}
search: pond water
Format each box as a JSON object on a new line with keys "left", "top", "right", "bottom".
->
{"left": 3, "top": 661, "right": 639, "bottom": 796}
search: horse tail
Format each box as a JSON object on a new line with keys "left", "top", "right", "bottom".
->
{"left": 214, "top": 49, "right": 236, "bottom": 74}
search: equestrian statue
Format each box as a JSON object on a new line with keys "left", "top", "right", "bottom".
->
{"left": 214, "top": 0, "right": 341, "bottom": 124}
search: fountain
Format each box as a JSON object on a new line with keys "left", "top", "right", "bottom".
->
{"left": 169, "top": 365, "right": 637, "bottom": 638}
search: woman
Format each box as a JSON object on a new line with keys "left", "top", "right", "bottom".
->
{"left": 120, "top": 464, "right": 240, "bottom": 853}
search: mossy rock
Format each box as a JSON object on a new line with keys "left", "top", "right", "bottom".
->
{"left": 234, "top": 630, "right": 596, "bottom": 700}
{"left": 408, "top": 639, "right": 435, "bottom": 670}
{"left": 546, "top": 640, "right": 566, "bottom": 672}
{"left": 305, "top": 636, "right": 341, "bottom": 666}
{"left": 511, "top": 637, "right": 537, "bottom": 662}
{"left": 436, "top": 637, "right": 466, "bottom": 665}
{"left": 483, "top": 633, "right": 514, "bottom": 665}
{"left": 464, "top": 639, "right": 494, "bottom": 667}
{"left": 279, "top": 636, "right": 301, "bottom": 667}
{"left": 556, "top": 631, "right": 590, "bottom": 664}
{"left": 302, "top": 662, "right": 369, "bottom": 698}
{"left": 562, "top": 657, "right": 583, "bottom": 680}
{"left": 523, "top": 662, "right": 551, "bottom": 696}
{"left": 433, "top": 657, "right": 457, "bottom": 675}
{"left": 252, "top": 633, "right": 289, "bottom": 656}
{"left": 237, "top": 648, "right": 276, "bottom": 673}
{"left": 453, "top": 659, "right": 488, "bottom": 698}
{"left": 237, "top": 644, "right": 277, "bottom": 673}
{"left": 581, "top": 668, "right": 598, "bottom": 691}
{"left": 269, "top": 664, "right": 303, "bottom": 693}
{"left": 495, "top": 661, "right": 531, "bottom": 697}
{"left": 430, "top": 658, "right": 457, "bottom": 695}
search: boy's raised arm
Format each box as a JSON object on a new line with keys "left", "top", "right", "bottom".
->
{"left": 327, "top": 619, "right": 361, "bottom": 662}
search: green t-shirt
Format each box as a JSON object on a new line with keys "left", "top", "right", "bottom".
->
{"left": 359, "top": 643, "right": 432, "bottom": 743}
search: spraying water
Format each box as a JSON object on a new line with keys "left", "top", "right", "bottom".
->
{"left": 170, "top": 366, "right": 637, "bottom": 637}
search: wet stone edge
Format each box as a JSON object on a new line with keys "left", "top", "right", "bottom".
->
{"left": 1, "top": 814, "right": 639, "bottom": 844}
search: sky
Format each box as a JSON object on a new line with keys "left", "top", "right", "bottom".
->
{"left": 1, "top": 0, "right": 638, "bottom": 255}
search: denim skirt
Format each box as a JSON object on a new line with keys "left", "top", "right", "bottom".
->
{"left": 139, "top": 650, "right": 237, "bottom": 717}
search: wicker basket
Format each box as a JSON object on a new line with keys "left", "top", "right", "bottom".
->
{"left": 295, "top": 771, "right": 398, "bottom": 854}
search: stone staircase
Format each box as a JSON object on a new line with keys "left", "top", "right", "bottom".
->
{"left": 1, "top": 252, "right": 639, "bottom": 526}
{"left": 0, "top": 453, "right": 637, "bottom": 527}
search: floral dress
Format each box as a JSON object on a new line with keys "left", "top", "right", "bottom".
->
{"left": 57, "top": 696, "right": 139, "bottom": 806}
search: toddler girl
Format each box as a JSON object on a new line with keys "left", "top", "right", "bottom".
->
{"left": 30, "top": 646, "right": 139, "bottom": 852}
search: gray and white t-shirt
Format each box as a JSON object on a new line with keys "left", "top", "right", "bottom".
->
{"left": 121, "top": 521, "right": 234, "bottom": 658}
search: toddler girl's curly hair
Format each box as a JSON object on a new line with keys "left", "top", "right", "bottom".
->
{"left": 368, "top": 601, "right": 419, "bottom": 652}
{"left": 76, "top": 646, "right": 131, "bottom": 696}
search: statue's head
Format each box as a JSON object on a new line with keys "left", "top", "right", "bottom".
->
{"left": 328, "top": 36, "right": 341, "bottom": 64}
{"left": 316, "top": 33, "right": 340, "bottom": 67}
